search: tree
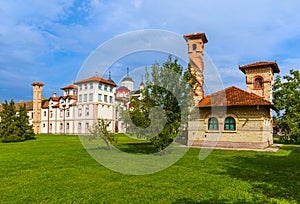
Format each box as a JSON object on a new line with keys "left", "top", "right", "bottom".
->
{"left": 88, "top": 119, "right": 116, "bottom": 150}
{"left": 0, "top": 100, "right": 35, "bottom": 142}
{"left": 125, "top": 56, "right": 194, "bottom": 153}
{"left": 273, "top": 69, "right": 300, "bottom": 143}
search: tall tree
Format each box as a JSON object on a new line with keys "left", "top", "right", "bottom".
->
{"left": 0, "top": 100, "right": 35, "bottom": 142}
{"left": 273, "top": 69, "right": 300, "bottom": 142}
{"left": 126, "top": 56, "right": 194, "bottom": 153}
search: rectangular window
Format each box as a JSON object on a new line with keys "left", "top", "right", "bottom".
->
{"left": 50, "top": 111, "right": 53, "bottom": 118}
{"left": 43, "top": 123, "right": 45, "bottom": 128}
{"left": 78, "top": 123, "right": 81, "bottom": 129}
{"left": 78, "top": 108, "right": 82, "bottom": 117}
{"left": 89, "top": 93, "right": 93, "bottom": 101}
{"left": 104, "top": 85, "right": 108, "bottom": 91}
{"left": 98, "top": 94, "right": 102, "bottom": 101}
{"left": 84, "top": 94, "right": 87, "bottom": 102}
{"left": 60, "top": 123, "right": 63, "bottom": 130}
{"left": 84, "top": 84, "right": 88, "bottom": 90}
{"left": 104, "top": 95, "right": 108, "bottom": 102}
{"left": 60, "top": 110, "right": 63, "bottom": 118}
{"left": 86, "top": 107, "right": 89, "bottom": 116}
{"left": 90, "top": 83, "right": 93, "bottom": 89}
{"left": 43, "top": 111, "right": 47, "bottom": 117}
{"left": 79, "top": 94, "right": 82, "bottom": 102}
{"left": 66, "top": 110, "right": 70, "bottom": 117}
{"left": 66, "top": 123, "right": 69, "bottom": 130}
{"left": 85, "top": 122, "right": 89, "bottom": 129}
{"left": 110, "top": 86, "right": 113, "bottom": 92}
{"left": 109, "top": 96, "right": 113, "bottom": 103}
{"left": 98, "top": 83, "right": 102, "bottom": 90}
{"left": 79, "top": 85, "right": 82, "bottom": 91}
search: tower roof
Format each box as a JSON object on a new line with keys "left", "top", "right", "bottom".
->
{"left": 60, "top": 84, "right": 77, "bottom": 90}
{"left": 32, "top": 82, "right": 44, "bottom": 86}
{"left": 183, "top": 32, "right": 208, "bottom": 43}
{"left": 121, "top": 76, "right": 134, "bottom": 82}
{"left": 239, "top": 61, "right": 280, "bottom": 74}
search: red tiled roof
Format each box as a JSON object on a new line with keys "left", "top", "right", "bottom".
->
{"left": 32, "top": 82, "right": 44, "bottom": 86}
{"left": 183, "top": 32, "right": 208, "bottom": 43}
{"left": 61, "top": 84, "right": 78, "bottom": 90}
{"left": 198, "top": 86, "right": 274, "bottom": 108}
{"left": 50, "top": 97, "right": 59, "bottom": 101}
{"left": 75, "top": 75, "right": 117, "bottom": 87}
{"left": 42, "top": 100, "right": 49, "bottom": 108}
{"left": 239, "top": 61, "right": 280, "bottom": 74}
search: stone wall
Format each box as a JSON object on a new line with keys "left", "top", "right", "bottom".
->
{"left": 187, "top": 106, "right": 273, "bottom": 149}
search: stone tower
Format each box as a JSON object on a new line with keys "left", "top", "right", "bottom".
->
{"left": 184, "top": 32, "right": 208, "bottom": 104}
{"left": 239, "top": 61, "right": 280, "bottom": 102}
{"left": 32, "top": 82, "right": 44, "bottom": 134}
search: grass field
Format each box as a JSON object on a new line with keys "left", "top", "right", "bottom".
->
{"left": 0, "top": 134, "right": 299, "bottom": 203}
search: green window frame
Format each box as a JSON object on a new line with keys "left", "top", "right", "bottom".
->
{"left": 208, "top": 117, "right": 219, "bottom": 130}
{"left": 224, "top": 117, "right": 236, "bottom": 130}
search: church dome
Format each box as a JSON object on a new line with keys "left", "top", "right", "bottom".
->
{"left": 121, "top": 76, "right": 134, "bottom": 82}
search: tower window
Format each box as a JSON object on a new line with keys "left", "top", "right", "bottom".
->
{"left": 254, "top": 77, "right": 263, "bottom": 89}
{"left": 224, "top": 117, "right": 236, "bottom": 130}
{"left": 192, "top": 44, "right": 197, "bottom": 51}
{"left": 208, "top": 117, "right": 218, "bottom": 130}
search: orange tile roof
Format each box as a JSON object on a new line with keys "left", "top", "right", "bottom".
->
{"left": 75, "top": 75, "right": 117, "bottom": 87}
{"left": 198, "top": 86, "right": 274, "bottom": 108}
{"left": 32, "top": 82, "right": 44, "bottom": 86}
{"left": 61, "top": 84, "right": 78, "bottom": 90}
{"left": 183, "top": 32, "right": 208, "bottom": 43}
{"left": 239, "top": 61, "right": 280, "bottom": 74}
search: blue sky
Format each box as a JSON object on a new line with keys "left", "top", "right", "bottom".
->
{"left": 1, "top": 0, "right": 300, "bottom": 102}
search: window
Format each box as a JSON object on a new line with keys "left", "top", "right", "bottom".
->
{"left": 84, "top": 94, "right": 87, "bottom": 102}
{"left": 43, "top": 111, "right": 47, "bottom": 117}
{"left": 43, "top": 123, "right": 45, "bottom": 128}
{"left": 85, "top": 122, "right": 89, "bottom": 129}
{"left": 60, "top": 123, "right": 63, "bottom": 130}
{"left": 254, "top": 77, "right": 263, "bottom": 89}
{"left": 79, "top": 85, "right": 82, "bottom": 91}
{"left": 104, "top": 85, "right": 108, "bottom": 91}
{"left": 50, "top": 123, "right": 52, "bottom": 130}
{"left": 78, "top": 123, "right": 81, "bottom": 129}
{"left": 109, "top": 85, "right": 113, "bottom": 92}
{"left": 79, "top": 94, "right": 82, "bottom": 102}
{"left": 85, "top": 107, "right": 89, "bottom": 116}
{"left": 66, "top": 123, "right": 69, "bottom": 130}
{"left": 89, "top": 93, "right": 93, "bottom": 101}
{"left": 50, "top": 111, "right": 53, "bottom": 118}
{"left": 224, "top": 117, "right": 236, "bottom": 130}
{"left": 109, "top": 96, "right": 113, "bottom": 103}
{"left": 84, "top": 84, "right": 88, "bottom": 90}
{"left": 98, "top": 83, "right": 102, "bottom": 90}
{"left": 104, "top": 95, "right": 108, "bottom": 102}
{"left": 78, "top": 108, "right": 82, "bottom": 117}
{"left": 60, "top": 110, "right": 63, "bottom": 117}
{"left": 208, "top": 117, "right": 218, "bottom": 130}
{"left": 192, "top": 43, "right": 197, "bottom": 50}
{"left": 90, "top": 83, "right": 93, "bottom": 89}
{"left": 98, "top": 94, "right": 102, "bottom": 101}
{"left": 66, "top": 110, "right": 70, "bottom": 117}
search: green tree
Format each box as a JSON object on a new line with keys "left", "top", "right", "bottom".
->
{"left": 0, "top": 100, "right": 18, "bottom": 142}
{"left": 126, "top": 56, "right": 194, "bottom": 153}
{"left": 17, "top": 104, "right": 35, "bottom": 140}
{"left": 88, "top": 119, "right": 116, "bottom": 150}
{"left": 273, "top": 69, "right": 300, "bottom": 143}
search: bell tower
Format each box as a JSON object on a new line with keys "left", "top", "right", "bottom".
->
{"left": 184, "top": 32, "right": 208, "bottom": 103}
{"left": 32, "top": 82, "right": 44, "bottom": 134}
{"left": 239, "top": 61, "right": 280, "bottom": 102}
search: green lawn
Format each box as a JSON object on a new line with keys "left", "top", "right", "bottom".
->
{"left": 0, "top": 134, "right": 299, "bottom": 203}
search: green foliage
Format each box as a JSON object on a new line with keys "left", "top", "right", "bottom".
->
{"left": 0, "top": 100, "right": 35, "bottom": 142}
{"left": 124, "top": 56, "right": 194, "bottom": 153}
{"left": 88, "top": 119, "right": 116, "bottom": 150}
{"left": 273, "top": 69, "right": 300, "bottom": 143}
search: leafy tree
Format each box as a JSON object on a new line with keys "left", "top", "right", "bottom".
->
{"left": 273, "top": 69, "right": 300, "bottom": 143}
{"left": 0, "top": 100, "right": 35, "bottom": 142}
{"left": 88, "top": 119, "right": 116, "bottom": 150}
{"left": 125, "top": 56, "right": 194, "bottom": 153}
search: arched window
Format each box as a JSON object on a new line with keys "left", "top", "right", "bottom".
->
{"left": 254, "top": 77, "right": 263, "bottom": 89}
{"left": 208, "top": 117, "right": 218, "bottom": 130}
{"left": 224, "top": 117, "right": 236, "bottom": 130}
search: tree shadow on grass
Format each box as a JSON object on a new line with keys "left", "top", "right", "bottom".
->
{"left": 114, "top": 142, "right": 158, "bottom": 155}
{"left": 219, "top": 145, "right": 300, "bottom": 202}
